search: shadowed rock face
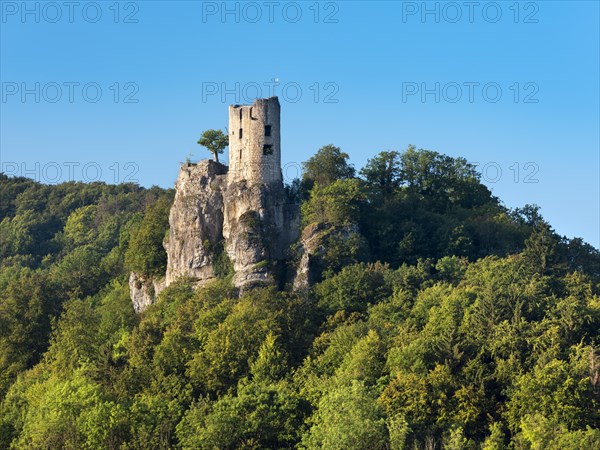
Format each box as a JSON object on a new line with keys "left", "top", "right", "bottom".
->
{"left": 292, "top": 222, "right": 363, "bottom": 290}
{"left": 223, "top": 181, "right": 298, "bottom": 291}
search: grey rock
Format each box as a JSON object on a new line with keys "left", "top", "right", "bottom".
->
{"left": 129, "top": 272, "right": 166, "bottom": 313}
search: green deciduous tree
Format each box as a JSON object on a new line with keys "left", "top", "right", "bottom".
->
{"left": 505, "top": 345, "right": 600, "bottom": 435}
{"left": 0, "top": 269, "right": 57, "bottom": 398}
{"left": 315, "top": 263, "right": 393, "bottom": 314}
{"left": 10, "top": 369, "right": 128, "bottom": 450}
{"left": 45, "top": 298, "right": 101, "bottom": 376}
{"left": 250, "top": 332, "right": 288, "bottom": 383}
{"left": 301, "top": 380, "right": 388, "bottom": 450}
{"left": 197, "top": 129, "right": 229, "bottom": 163}
{"left": 177, "top": 380, "right": 308, "bottom": 450}
{"left": 302, "top": 144, "right": 355, "bottom": 189}
{"left": 187, "top": 290, "right": 281, "bottom": 394}
{"left": 125, "top": 196, "right": 171, "bottom": 277}
{"left": 301, "top": 179, "right": 365, "bottom": 226}
{"left": 360, "top": 150, "right": 402, "bottom": 194}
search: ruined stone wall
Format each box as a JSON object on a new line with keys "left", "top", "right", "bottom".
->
{"left": 228, "top": 97, "right": 281, "bottom": 185}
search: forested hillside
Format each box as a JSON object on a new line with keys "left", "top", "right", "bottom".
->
{"left": 1, "top": 146, "right": 599, "bottom": 449}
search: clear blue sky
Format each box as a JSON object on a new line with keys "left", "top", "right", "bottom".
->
{"left": 1, "top": 1, "right": 598, "bottom": 248}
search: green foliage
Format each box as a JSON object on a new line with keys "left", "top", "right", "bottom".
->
{"left": 44, "top": 298, "right": 102, "bottom": 376}
{"left": 197, "top": 129, "right": 229, "bottom": 163}
{"left": 435, "top": 255, "right": 469, "bottom": 284}
{"left": 0, "top": 175, "right": 171, "bottom": 407}
{"left": 481, "top": 422, "right": 507, "bottom": 450}
{"left": 125, "top": 196, "right": 172, "bottom": 276}
{"left": 63, "top": 205, "right": 99, "bottom": 249}
{"left": 250, "top": 332, "right": 288, "bottom": 383}
{"left": 51, "top": 244, "right": 106, "bottom": 297}
{"left": 517, "top": 414, "right": 600, "bottom": 449}
{"left": 333, "top": 330, "right": 387, "bottom": 387}
{"left": 302, "top": 144, "right": 355, "bottom": 189}
{"left": 360, "top": 150, "right": 402, "bottom": 193}
{"left": 0, "top": 210, "right": 37, "bottom": 257}
{"left": 315, "top": 262, "right": 393, "bottom": 314}
{"left": 177, "top": 380, "right": 308, "bottom": 450}
{"left": 399, "top": 145, "right": 486, "bottom": 208}
{"left": 187, "top": 290, "right": 283, "bottom": 394}
{"left": 380, "top": 364, "right": 456, "bottom": 440}
{"left": 1, "top": 142, "right": 599, "bottom": 449}
{"left": 9, "top": 369, "right": 128, "bottom": 450}
{"left": 0, "top": 269, "right": 57, "bottom": 397}
{"left": 96, "top": 281, "right": 137, "bottom": 344}
{"left": 212, "top": 244, "right": 234, "bottom": 279}
{"left": 301, "top": 380, "right": 388, "bottom": 450}
{"left": 355, "top": 146, "right": 527, "bottom": 266}
{"left": 316, "top": 226, "right": 371, "bottom": 279}
{"left": 301, "top": 178, "right": 365, "bottom": 226}
{"left": 505, "top": 345, "right": 600, "bottom": 434}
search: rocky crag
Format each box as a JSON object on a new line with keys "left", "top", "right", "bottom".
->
{"left": 166, "top": 159, "right": 300, "bottom": 288}
{"left": 130, "top": 97, "right": 310, "bottom": 311}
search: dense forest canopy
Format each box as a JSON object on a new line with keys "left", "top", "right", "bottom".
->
{"left": 0, "top": 146, "right": 598, "bottom": 449}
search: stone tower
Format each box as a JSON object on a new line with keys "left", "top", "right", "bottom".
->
{"left": 228, "top": 97, "right": 282, "bottom": 184}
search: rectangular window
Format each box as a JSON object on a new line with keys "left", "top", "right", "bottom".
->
{"left": 263, "top": 144, "right": 273, "bottom": 155}
{"left": 239, "top": 128, "right": 243, "bottom": 139}
{"left": 264, "top": 125, "right": 272, "bottom": 137}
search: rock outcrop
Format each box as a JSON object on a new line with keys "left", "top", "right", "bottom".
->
{"left": 129, "top": 97, "right": 305, "bottom": 311}
{"left": 223, "top": 182, "right": 299, "bottom": 290}
{"left": 292, "top": 222, "right": 364, "bottom": 290}
{"left": 129, "top": 272, "right": 166, "bottom": 313}
{"left": 165, "top": 160, "right": 228, "bottom": 287}
{"left": 131, "top": 159, "right": 300, "bottom": 310}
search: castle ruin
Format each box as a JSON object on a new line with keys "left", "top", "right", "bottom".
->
{"left": 130, "top": 97, "right": 300, "bottom": 312}
{"left": 228, "top": 97, "right": 282, "bottom": 184}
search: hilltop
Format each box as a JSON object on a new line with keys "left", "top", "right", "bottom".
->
{"left": 0, "top": 144, "right": 598, "bottom": 449}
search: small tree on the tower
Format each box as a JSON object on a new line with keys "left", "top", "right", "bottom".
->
{"left": 198, "top": 129, "right": 229, "bottom": 163}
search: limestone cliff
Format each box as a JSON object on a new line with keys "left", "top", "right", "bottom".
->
{"left": 129, "top": 97, "right": 306, "bottom": 311}
{"left": 128, "top": 157, "right": 364, "bottom": 311}
{"left": 165, "top": 160, "right": 227, "bottom": 287}
{"left": 130, "top": 158, "right": 300, "bottom": 311}
{"left": 223, "top": 182, "right": 299, "bottom": 290}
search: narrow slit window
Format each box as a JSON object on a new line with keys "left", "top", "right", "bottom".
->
{"left": 239, "top": 128, "right": 243, "bottom": 139}
{"left": 239, "top": 109, "right": 243, "bottom": 121}
{"left": 263, "top": 144, "right": 273, "bottom": 155}
{"left": 264, "top": 125, "right": 272, "bottom": 137}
